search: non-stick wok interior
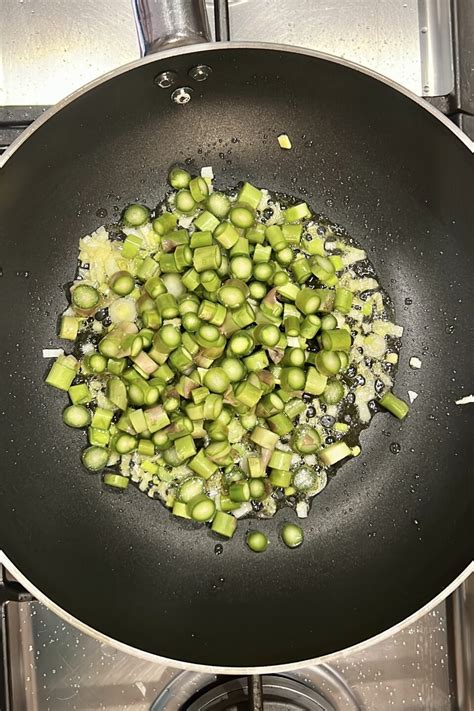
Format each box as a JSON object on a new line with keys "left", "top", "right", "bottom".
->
{"left": 0, "top": 46, "right": 472, "bottom": 668}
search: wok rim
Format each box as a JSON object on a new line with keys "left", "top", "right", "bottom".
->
{"left": 0, "top": 41, "right": 472, "bottom": 171}
{"left": 0, "top": 40, "right": 472, "bottom": 672}
{"left": 1, "top": 551, "right": 471, "bottom": 673}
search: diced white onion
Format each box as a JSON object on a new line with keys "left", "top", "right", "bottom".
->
{"left": 372, "top": 320, "right": 404, "bottom": 338}
{"left": 347, "top": 307, "right": 364, "bottom": 323}
{"left": 120, "top": 454, "right": 132, "bottom": 476}
{"left": 201, "top": 166, "right": 214, "bottom": 179}
{"left": 81, "top": 225, "right": 109, "bottom": 244}
{"left": 408, "top": 390, "right": 418, "bottom": 403}
{"left": 296, "top": 501, "right": 309, "bottom": 518}
{"left": 89, "top": 380, "right": 104, "bottom": 393}
{"left": 137, "top": 223, "right": 154, "bottom": 240}
{"left": 109, "top": 298, "right": 137, "bottom": 324}
{"left": 342, "top": 247, "right": 366, "bottom": 265}
{"left": 206, "top": 479, "right": 222, "bottom": 498}
{"left": 355, "top": 383, "right": 376, "bottom": 423}
{"left": 178, "top": 214, "right": 194, "bottom": 229}
{"left": 373, "top": 292, "right": 384, "bottom": 313}
{"left": 343, "top": 277, "right": 379, "bottom": 293}
{"left": 258, "top": 189, "right": 270, "bottom": 211}
{"left": 334, "top": 312, "right": 348, "bottom": 328}
{"left": 42, "top": 348, "right": 64, "bottom": 358}
{"left": 96, "top": 392, "right": 115, "bottom": 410}
{"left": 409, "top": 356, "right": 422, "bottom": 369}
{"left": 139, "top": 473, "right": 152, "bottom": 492}
{"left": 259, "top": 497, "right": 277, "bottom": 518}
{"left": 232, "top": 502, "right": 253, "bottom": 519}
{"left": 325, "top": 404, "right": 338, "bottom": 418}
{"left": 455, "top": 394, "right": 474, "bottom": 405}
{"left": 363, "top": 333, "right": 386, "bottom": 359}
{"left": 107, "top": 451, "right": 120, "bottom": 467}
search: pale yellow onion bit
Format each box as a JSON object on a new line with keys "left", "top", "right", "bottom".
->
{"left": 372, "top": 320, "right": 404, "bottom": 338}
{"left": 277, "top": 133, "right": 292, "bottom": 149}
{"left": 373, "top": 292, "right": 384, "bottom": 313}
{"left": 342, "top": 247, "right": 366, "bottom": 266}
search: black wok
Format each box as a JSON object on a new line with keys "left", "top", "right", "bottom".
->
{"left": 0, "top": 0, "right": 472, "bottom": 671}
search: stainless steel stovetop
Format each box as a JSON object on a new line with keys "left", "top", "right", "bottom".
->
{"left": 3, "top": 581, "right": 472, "bottom": 710}
{"left": 1, "top": 1, "right": 472, "bottom": 709}
{"left": 0, "top": 0, "right": 457, "bottom": 105}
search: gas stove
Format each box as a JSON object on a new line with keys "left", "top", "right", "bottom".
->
{"left": 0, "top": 1, "right": 472, "bottom": 709}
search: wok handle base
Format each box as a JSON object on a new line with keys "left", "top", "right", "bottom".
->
{"left": 132, "top": 0, "right": 212, "bottom": 56}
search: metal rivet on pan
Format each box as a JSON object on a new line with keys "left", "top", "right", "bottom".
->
{"left": 188, "top": 64, "right": 212, "bottom": 82}
{"left": 154, "top": 71, "right": 178, "bottom": 89}
{"left": 171, "top": 87, "right": 193, "bottom": 104}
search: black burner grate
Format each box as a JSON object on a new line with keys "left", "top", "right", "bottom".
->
{"left": 178, "top": 675, "right": 336, "bottom": 711}
{"left": 0, "top": 106, "right": 47, "bottom": 155}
